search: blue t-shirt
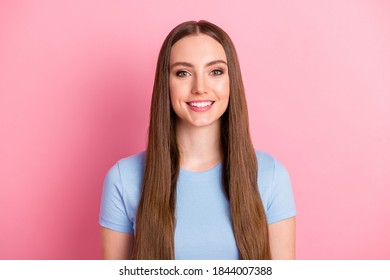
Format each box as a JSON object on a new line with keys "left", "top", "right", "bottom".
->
{"left": 99, "top": 150, "right": 296, "bottom": 260}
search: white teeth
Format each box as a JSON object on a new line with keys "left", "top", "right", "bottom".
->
{"left": 189, "top": 101, "right": 213, "bottom": 108}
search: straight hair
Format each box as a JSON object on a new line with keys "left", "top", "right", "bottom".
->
{"left": 132, "top": 20, "right": 271, "bottom": 259}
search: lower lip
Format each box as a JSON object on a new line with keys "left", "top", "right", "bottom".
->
{"left": 187, "top": 103, "right": 214, "bottom": 112}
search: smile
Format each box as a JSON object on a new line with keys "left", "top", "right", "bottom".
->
{"left": 187, "top": 101, "right": 214, "bottom": 108}
{"left": 186, "top": 100, "right": 215, "bottom": 112}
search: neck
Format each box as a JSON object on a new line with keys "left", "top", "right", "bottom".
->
{"left": 176, "top": 120, "right": 222, "bottom": 172}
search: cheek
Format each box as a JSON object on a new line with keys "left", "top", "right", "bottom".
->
{"left": 169, "top": 81, "right": 184, "bottom": 116}
{"left": 169, "top": 79, "right": 174, "bottom": 98}
{"left": 217, "top": 77, "right": 230, "bottom": 99}
{"left": 169, "top": 80, "right": 179, "bottom": 104}
{"left": 169, "top": 79, "right": 186, "bottom": 101}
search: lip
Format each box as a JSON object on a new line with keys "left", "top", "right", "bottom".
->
{"left": 186, "top": 100, "right": 215, "bottom": 112}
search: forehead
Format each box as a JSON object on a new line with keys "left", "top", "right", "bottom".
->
{"left": 170, "top": 34, "right": 227, "bottom": 63}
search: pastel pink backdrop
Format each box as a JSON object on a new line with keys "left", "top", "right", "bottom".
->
{"left": 1, "top": 0, "right": 389, "bottom": 259}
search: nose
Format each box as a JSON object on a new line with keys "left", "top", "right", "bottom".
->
{"left": 191, "top": 74, "right": 208, "bottom": 95}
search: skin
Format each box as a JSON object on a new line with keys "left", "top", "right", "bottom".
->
{"left": 170, "top": 34, "right": 230, "bottom": 171}
{"left": 101, "top": 34, "right": 296, "bottom": 260}
{"left": 101, "top": 227, "right": 133, "bottom": 259}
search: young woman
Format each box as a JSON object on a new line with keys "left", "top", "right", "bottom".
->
{"left": 99, "top": 20, "right": 296, "bottom": 260}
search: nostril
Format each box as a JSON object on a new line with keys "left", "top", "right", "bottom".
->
{"left": 191, "top": 89, "right": 208, "bottom": 95}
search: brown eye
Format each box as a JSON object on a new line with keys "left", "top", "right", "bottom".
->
{"left": 211, "top": 69, "right": 223, "bottom": 76}
{"left": 176, "top": 71, "right": 190, "bottom": 77}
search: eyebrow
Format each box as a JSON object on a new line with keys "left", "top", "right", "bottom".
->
{"left": 170, "top": 59, "right": 228, "bottom": 68}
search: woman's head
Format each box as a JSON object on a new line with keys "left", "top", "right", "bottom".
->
{"left": 169, "top": 33, "right": 230, "bottom": 129}
{"left": 151, "top": 20, "right": 246, "bottom": 130}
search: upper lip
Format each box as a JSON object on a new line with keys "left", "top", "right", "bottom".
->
{"left": 186, "top": 100, "right": 215, "bottom": 103}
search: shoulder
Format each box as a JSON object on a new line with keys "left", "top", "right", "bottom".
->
{"left": 115, "top": 151, "right": 146, "bottom": 177}
{"left": 255, "top": 149, "right": 289, "bottom": 182}
{"left": 103, "top": 151, "right": 146, "bottom": 197}
{"left": 106, "top": 150, "right": 146, "bottom": 172}
{"left": 100, "top": 151, "right": 146, "bottom": 233}
{"left": 254, "top": 149, "right": 296, "bottom": 223}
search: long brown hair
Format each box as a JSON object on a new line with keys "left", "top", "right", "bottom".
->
{"left": 132, "top": 20, "right": 271, "bottom": 259}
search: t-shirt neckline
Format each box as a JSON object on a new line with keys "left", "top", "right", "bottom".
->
{"left": 179, "top": 162, "right": 222, "bottom": 180}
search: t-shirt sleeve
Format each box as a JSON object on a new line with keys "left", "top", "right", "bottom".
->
{"left": 266, "top": 158, "right": 296, "bottom": 224}
{"left": 99, "top": 163, "right": 134, "bottom": 233}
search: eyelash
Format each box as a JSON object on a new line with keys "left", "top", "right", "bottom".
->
{"left": 175, "top": 71, "right": 190, "bottom": 77}
{"left": 211, "top": 69, "right": 223, "bottom": 76}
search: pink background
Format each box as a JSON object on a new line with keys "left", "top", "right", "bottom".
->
{"left": 1, "top": 0, "right": 389, "bottom": 259}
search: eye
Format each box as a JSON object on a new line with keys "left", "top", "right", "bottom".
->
{"left": 210, "top": 69, "right": 223, "bottom": 76}
{"left": 176, "top": 70, "right": 190, "bottom": 77}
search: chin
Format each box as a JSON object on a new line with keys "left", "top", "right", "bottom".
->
{"left": 190, "top": 119, "right": 219, "bottom": 128}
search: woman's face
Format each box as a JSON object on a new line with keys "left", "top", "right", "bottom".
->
{"left": 169, "top": 34, "right": 230, "bottom": 128}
